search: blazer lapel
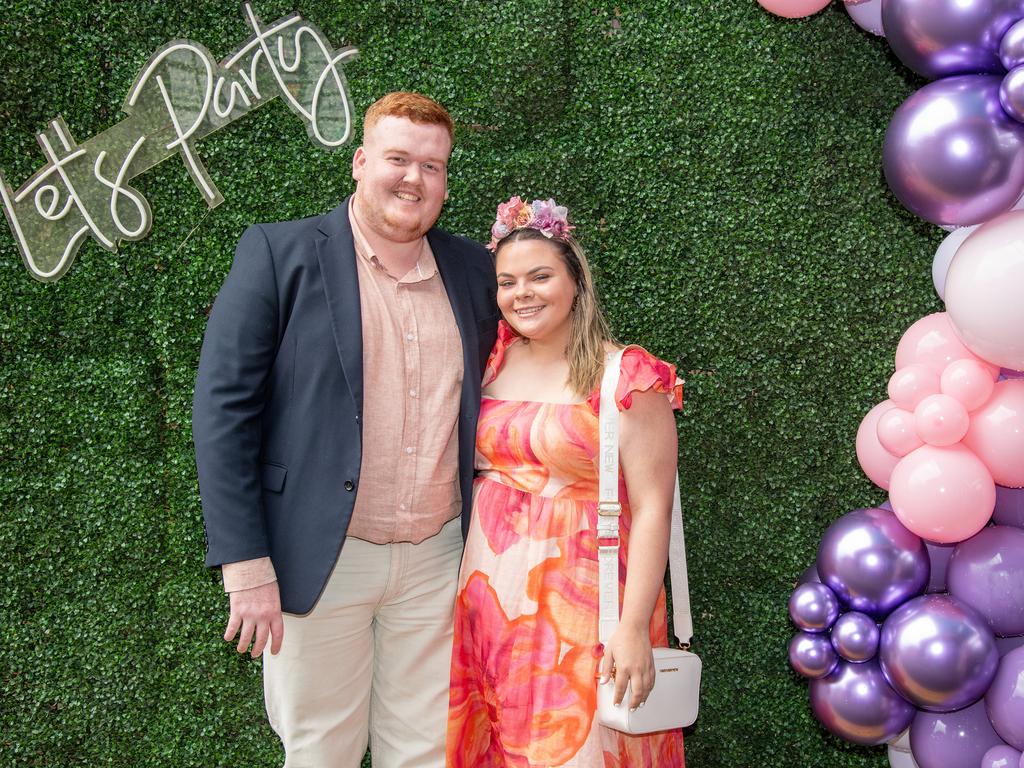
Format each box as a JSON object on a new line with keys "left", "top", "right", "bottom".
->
{"left": 315, "top": 198, "right": 364, "bottom": 414}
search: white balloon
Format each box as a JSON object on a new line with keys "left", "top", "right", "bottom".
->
{"left": 889, "top": 726, "right": 912, "bottom": 752}
{"left": 933, "top": 225, "right": 978, "bottom": 300}
{"left": 888, "top": 744, "right": 922, "bottom": 768}
{"left": 844, "top": 0, "right": 884, "bottom": 36}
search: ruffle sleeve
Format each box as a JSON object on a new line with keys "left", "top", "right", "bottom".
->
{"left": 586, "top": 346, "right": 684, "bottom": 412}
{"left": 482, "top": 319, "right": 520, "bottom": 387}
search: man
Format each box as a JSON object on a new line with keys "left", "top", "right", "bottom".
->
{"left": 192, "top": 92, "right": 498, "bottom": 767}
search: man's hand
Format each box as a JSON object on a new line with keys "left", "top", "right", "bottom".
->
{"left": 225, "top": 581, "right": 284, "bottom": 657}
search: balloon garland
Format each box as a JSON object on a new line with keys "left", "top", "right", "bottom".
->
{"left": 757, "top": 2, "right": 1024, "bottom": 767}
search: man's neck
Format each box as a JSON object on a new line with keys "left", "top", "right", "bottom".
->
{"left": 350, "top": 197, "right": 424, "bottom": 276}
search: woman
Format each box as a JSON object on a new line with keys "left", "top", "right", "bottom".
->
{"left": 446, "top": 197, "right": 686, "bottom": 767}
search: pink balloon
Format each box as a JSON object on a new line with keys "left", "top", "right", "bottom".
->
{"left": 857, "top": 400, "right": 900, "bottom": 490}
{"left": 757, "top": 0, "right": 832, "bottom": 18}
{"left": 914, "top": 393, "right": 970, "bottom": 447}
{"left": 963, "top": 380, "right": 1024, "bottom": 488}
{"left": 895, "top": 312, "right": 1000, "bottom": 377}
{"left": 941, "top": 358, "right": 996, "bottom": 411}
{"left": 877, "top": 407, "right": 924, "bottom": 457}
{"left": 889, "top": 444, "right": 996, "bottom": 544}
{"left": 888, "top": 364, "right": 941, "bottom": 409}
{"left": 945, "top": 210, "right": 1024, "bottom": 370}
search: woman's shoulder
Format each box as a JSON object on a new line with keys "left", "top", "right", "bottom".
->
{"left": 588, "top": 343, "right": 683, "bottom": 412}
{"left": 482, "top": 320, "right": 521, "bottom": 386}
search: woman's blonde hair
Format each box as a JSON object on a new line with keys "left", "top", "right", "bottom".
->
{"left": 495, "top": 228, "right": 616, "bottom": 397}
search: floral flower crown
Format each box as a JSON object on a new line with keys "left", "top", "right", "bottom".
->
{"left": 487, "top": 196, "right": 575, "bottom": 252}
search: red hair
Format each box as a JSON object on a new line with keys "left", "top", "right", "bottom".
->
{"left": 363, "top": 92, "right": 454, "bottom": 141}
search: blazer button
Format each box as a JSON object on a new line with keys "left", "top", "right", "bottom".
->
{"left": 344, "top": 480, "right": 354, "bottom": 491}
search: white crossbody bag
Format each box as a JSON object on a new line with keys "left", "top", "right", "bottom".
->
{"left": 596, "top": 349, "right": 702, "bottom": 733}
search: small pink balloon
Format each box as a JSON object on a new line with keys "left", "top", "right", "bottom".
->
{"left": 757, "top": 0, "right": 832, "bottom": 18}
{"left": 914, "top": 393, "right": 970, "bottom": 447}
{"left": 895, "top": 312, "right": 1000, "bottom": 377}
{"left": 889, "top": 444, "right": 996, "bottom": 544}
{"left": 877, "top": 407, "right": 923, "bottom": 457}
{"left": 941, "top": 358, "right": 996, "bottom": 411}
{"left": 857, "top": 400, "right": 900, "bottom": 490}
{"left": 963, "top": 380, "right": 1024, "bottom": 487}
{"left": 888, "top": 364, "right": 941, "bottom": 409}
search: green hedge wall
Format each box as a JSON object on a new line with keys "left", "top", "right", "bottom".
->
{"left": 0, "top": 1, "right": 939, "bottom": 766}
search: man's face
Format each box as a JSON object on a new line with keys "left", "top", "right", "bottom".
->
{"left": 352, "top": 115, "right": 452, "bottom": 243}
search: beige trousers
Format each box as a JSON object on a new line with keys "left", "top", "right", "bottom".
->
{"left": 263, "top": 518, "right": 462, "bottom": 768}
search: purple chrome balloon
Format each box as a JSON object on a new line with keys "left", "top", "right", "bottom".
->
{"left": 816, "top": 507, "right": 929, "bottom": 620}
{"left": 1001, "top": 66, "right": 1024, "bottom": 122}
{"left": 883, "top": 75, "right": 1024, "bottom": 227}
{"left": 1002, "top": 18, "right": 1024, "bottom": 69}
{"left": 790, "top": 631, "right": 840, "bottom": 679}
{"left": 910, "top": 699, "right": 1007, "bottom": 768}
{"left": 879, "top": 594, "right": 999, "bottom": 711}
{"left": 882, "top": 0, "right": 1024, "bottom": 79}
{"left": 789, "top": 582, "right": 841, "bottom": 632}
{"left": 831, "top": 611, "right": 881, "bottom": 662}
{"left": 809, "top": 659, "right": 916, "bottom": 746}
{"left": 925, "top": 540, "right": 955, "bottom": 593}
{"left": 985, "top": 646, "right": 1024, "bottom": 749}
{"left": 983, "top": 745, "right": 1024, "bottom": 768}
{"left": 994, "top": 484, "right": 1024, "bottom": 528}
{"left": 948, "top": 526, "right": 1024, "bottom": 637}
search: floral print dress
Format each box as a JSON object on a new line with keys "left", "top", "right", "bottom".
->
{"left": 446, "top": 323, "right": 685, "bottom": 767}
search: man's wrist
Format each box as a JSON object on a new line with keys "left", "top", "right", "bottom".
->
{"left": 222, "top": 557, "right": 277, "bottom": 593}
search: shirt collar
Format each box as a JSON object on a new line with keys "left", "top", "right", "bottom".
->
{"left": 348, "top": 198, "right": 437, "bottom": 283}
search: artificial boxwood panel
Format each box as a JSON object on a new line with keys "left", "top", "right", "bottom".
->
{"left": 1, "top": 2, "right": 940, "bottom": 766}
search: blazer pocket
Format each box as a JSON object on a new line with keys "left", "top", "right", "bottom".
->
{"left": 261, "top": 462, "right": 288, "bottom": 493}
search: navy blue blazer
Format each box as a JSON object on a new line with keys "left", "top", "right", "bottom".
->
{"left": 192, "top": 198, "right": 499, "bottom": 614}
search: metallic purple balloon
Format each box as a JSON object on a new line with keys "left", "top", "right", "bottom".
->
{"left": 985, "top": 646, "right": 1024, "bottom": 749}
{"left": 816, "top": 507, "right": 929, "bottom": 620}
{"left": 910, "top": 699, "right": 1006, "bottom": 768}
{"left": 982, "top": 745, "right": 1024, "bottom": 768}
{"left": 880, "top": 594, "right": 999, "bottom": 711}
{"left": 1001, "top": 66, "right": 1024, "bottom": 122}
{"left": 831, "top": 611, "right": 881, "bottom": 662}
{"left": 1001, "top": 18, "right": 1024, "bottom": 69}
{"left": 948, "top": 526, "right": 1024, "bottom": 637}
{"left": 809, "top": 659, "right": 916, "bottom": 746}
{"left": 881, "top": 0, "right": 1024, "bottom": 79}
{"left": 994, "top": 484, "right": 1024, "bottom": 528}
{"left": 883, "top": 75, "right": 1024, "bottom": 227}
{"left": 790, "top": 631, "right": 840, "bottom": 679}
{"left": 789, "top": 582, "right": 841, "bottom": 632}
{"left": 997, "top": 634, "right": 1024, "bottom": 656}
{"left": 925, "top": 541, "right": 955, "bottom": 593}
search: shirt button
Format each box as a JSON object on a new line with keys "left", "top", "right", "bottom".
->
{"left": 405, "top": 446, "right": 414, "bottom": 455}
{"left": 406, "top": 332, "right": 415, "bottom": 341}
{"left": 399, "top": 503, "right": 407, "bottom": 511}
{"left": 344, "top": 480, "right": 354, "bottom": 491}
{"left": 409, "top": 388, "right": 417, "bottom": 397}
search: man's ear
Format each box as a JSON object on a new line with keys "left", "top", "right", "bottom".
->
{"left": 352, "top": 146, "right": 366, "bottom": 181}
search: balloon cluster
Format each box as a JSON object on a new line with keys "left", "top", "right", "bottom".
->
{"left": 879, "top": 0, "right": 1024, "bottom": 227}
{"left": 788, "top": 502, "right": 1024, "bottom": 767}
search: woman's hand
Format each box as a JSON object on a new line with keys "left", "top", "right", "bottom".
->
{"left": 599, "top": 622, "right": 655, "bottom": 711}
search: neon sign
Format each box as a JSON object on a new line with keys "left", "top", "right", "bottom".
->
{"left": 0, "top": 4, "right": 358, "bottom": 281}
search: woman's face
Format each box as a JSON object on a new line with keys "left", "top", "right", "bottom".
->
{"left": 495, "top": 237, "right": 577, "bottom": 343}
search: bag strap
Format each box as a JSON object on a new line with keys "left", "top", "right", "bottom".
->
{"left": 598, "top": 349, "right": 694, "bottom": 649}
